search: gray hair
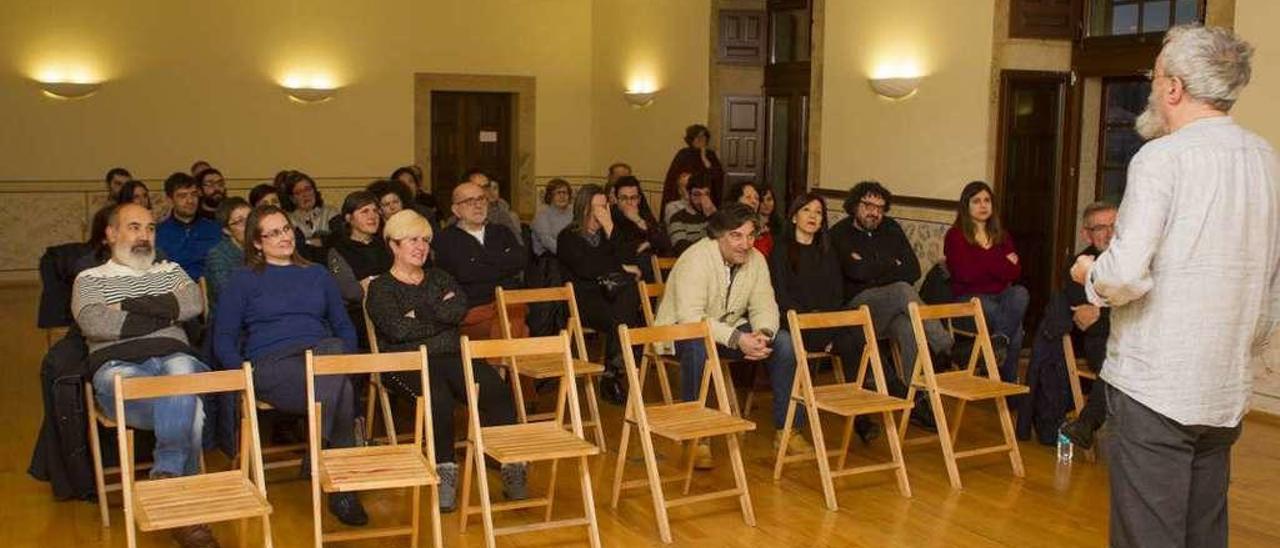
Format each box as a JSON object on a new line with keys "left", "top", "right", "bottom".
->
{"left": 1082, "top": 200, "right": 1117, "bottom": 221}
{"left": 1161, "top": 25, "right": 1254, "bottom": 112}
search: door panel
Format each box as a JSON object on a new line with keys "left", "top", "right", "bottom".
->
{"left": 430, "top": 91, "right": 513, "bottom": 201}
{"left": 722, "top": 96, "right": 765, "bottom": 193}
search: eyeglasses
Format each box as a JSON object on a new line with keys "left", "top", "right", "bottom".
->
{"left": 617, "top": 194, "right": 641, "bottom": 203}
{"left": 260, "top": 226, "right": 293, "bottom": 241}
{"left": 858, "top": 200, "right": 886, "bottom": 212}
{"left": 454, "top": 196, "right": 487, "bottom": 208}
{"left": 1085, "top": 223, "right": 1115, "bottom": 234}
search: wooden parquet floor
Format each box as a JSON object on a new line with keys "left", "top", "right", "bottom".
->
{"left": 3, "top": 281, "right": 1279, "bottom": 547}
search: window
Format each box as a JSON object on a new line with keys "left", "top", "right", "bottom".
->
{"left": 1087, "top": 0, "right": 1202, "bottom": 37}
{"left": 1097, "top": 78, "right": 1150, "bottom": 202}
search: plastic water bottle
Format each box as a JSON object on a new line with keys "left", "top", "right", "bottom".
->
{"left": 1057, "top": 425, "right": 1074, "bottom": 464}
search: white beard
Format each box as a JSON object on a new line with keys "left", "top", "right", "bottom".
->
{"left": 115, "top": 246, "right": 156, "bottom": 271}
{"left": 1135, "top": 89, "right": 1169, "bottom": 141}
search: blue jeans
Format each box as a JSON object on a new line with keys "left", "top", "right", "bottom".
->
{"left": 675, "top": 325, "right": 803, "bottom": 429}
{"left": 93, "top": 353, "right": 209, "bottom": 477}
{"left": 961, "top": 285, "right": 1029, "bottom": 382}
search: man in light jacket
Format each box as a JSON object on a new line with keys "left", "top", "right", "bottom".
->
{"left": 656, "top": 202, "right": 809, "bottom": 469}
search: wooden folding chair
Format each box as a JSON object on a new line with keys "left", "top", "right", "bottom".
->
{"left": 457, "top": 332, "right": 602, "bottom": 548}
{"left": 611, "top": 321, "right": 756, "bottom": 543}
{"left": 358, "top": 276, "right": 403, "bottom": 445}
{"left": 305, "top": 348, "right": 442, "bottom": 548}
{"left": 775, "top": 308, "right": 913, "bottom": 510}
{"left": 1062, "top": 334, "right": 1097, "bottom": 417}
{"left": 86, "top": 380, "right": 154, "bottom": 527}
{"left": 899, "top": 299, "right": 1029, "bottom": 489}
{"left": 650, "top": 255, "right": 678, "bottom": 285}
{"left": 112, "top": 367, "right": 273, "bottom": 547}
{"left": 495, "top": 283, "right": 607, "bottom": 449}
{"left": 636, "top": 280, "right": 679, "bottom": 403}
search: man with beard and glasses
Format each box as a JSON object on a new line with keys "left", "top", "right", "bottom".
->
{"left": 1070, "top": 25, "right": 1279, "bottom": 548}
{"left": 72, "top": 203, "right": 216, "bottom": 548}
{"left": 195, "top": 167, "right": 226, "bottom": 220}
{"left": 156, "top": 172, "right": 222, "bottom": 280}
{"left": 830, "top": 181, "right": 953, "bottom": 428}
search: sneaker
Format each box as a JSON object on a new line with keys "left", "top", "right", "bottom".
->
{"left": 501, "top": 463, "right": 528, "bottom": 501}
{"left": 1060, "top": 418, "right": 1097, "bottom": 450}
{"left": 170, "top": 523, "right": 220, "bottom": 548}
{"left": 328, "top": 492, "right": 368, "bottom": 526}
{"left": 437, "top": 462, "right": 458, "bottom": 513}
{"left": 693, "top": 441, "right": 715, "bottom": 470}
{"left": 774, "top": 431, "right": 813, "bottom": 455}
{"left": 854, "top": 416, "right": 882, "bottom": 444}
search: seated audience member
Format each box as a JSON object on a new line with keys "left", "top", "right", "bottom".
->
{"left": 466, "top": 169, "right": 522, "bottom": 243}
{"left": 195, "top": 168, "right": 226, "bottom": 220}
{"left": 203, "top": 197, "right": 252, "bottom": 319}
{"left": 944, "top": 181, "right": 1029, "bottom": 382}
{"left": 662, "top": 172, "right": 691, "bottom": 225}
{"left": 662, "top": 124, "right": 725, "bottom": 214}
{"left": 104, "top": 167, "right": 133, "bottom": 202}
{"left": 116, "top": 180, "right": 151, "bottom": 209}
{"left": 1058, "top": 201, "right": 1118, "bottom": 449}
{"left": 606, "top": 162, "right": 632, "bottom": 186}
{"left": 365, "top": 210, "right": 525, "bottom": 512}
{"left": 72, "top": 203, "right": 216, "bottom": 547}
{"left": 367, "top": 179, "right": 411, "bottom": 221}
{"left": 556, "top": 184, "right": 645, "bottom": 404}
{"left": 248, "top": 183, "right": 282, "bottom": 208}
{"left": 156, "top": 172, "right": 221, "bottom": 281}
{"left": 212, "top": 204, "right": 368, "bottom": 526}
{"left": 611, "top": 175, "right": 672, "bottom": 280}
{"left": 531, "top": 178, "right": 573, "bottom": 256}
{"left": 391, "top": 165, "right": 438, "bottom": 221}
{"left": 656, "top": 203, "right": 809, "bottom": 468}
{"left": 665, "top": 172, "right": 717, "bottom": 255}
{"left": 433, "top": 181, "right": 529, "bottom": 340}
{"left": 327, "top": 191, "right": 392, "bottom": 350}
{"left": 725, "top": 180, "right": 772, "bottom": 256}
{"left": 770, "top": 193, "right": 880, "bottom": 441}
{"left": 759, "top": 185, "right": 780, "bottom": 239}
{"left": 283, "top": 171, "right": 339, "bottom": 247}
{"left": 830, "top": 181, "right": 953, "bottom": 407}
{"left": 190, "top": 160, "right": 212, "bottom": 177}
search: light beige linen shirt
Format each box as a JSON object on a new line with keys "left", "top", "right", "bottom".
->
{"left": 1086, "top": 116, "right": 1280, "bottom": 427}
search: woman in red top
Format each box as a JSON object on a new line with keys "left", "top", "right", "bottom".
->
{"left": 724, "top": 180, "right": 774, "bottom": 256}
{"left": 943, "top": 181, "right": 1029, "bottom": 382}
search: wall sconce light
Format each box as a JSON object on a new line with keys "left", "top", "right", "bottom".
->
{"left": 623, "top": 89, "right": 657, "bottom": 108}
{"left": 37, "top": 81, "right": 102, "bottom": 100}
{"left": 284, "top": 87, "right": 338, "bottom": 104}
{"left": 868, "top": 76, "right": 922, "bottom": 100}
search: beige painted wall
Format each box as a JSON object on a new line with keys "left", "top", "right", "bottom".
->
{"left": 0, "top": 0, "right": 595, "bottom": 182}
{"left": 817, "top": 0, "right": 995, "bottom": 198}
{"left": 590, "top": 0, "right": 711, "bottom": 183}
{"left": 1233, "top": 0, "right": 1280, "bottom": 149}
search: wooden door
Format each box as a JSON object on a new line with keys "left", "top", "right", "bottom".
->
{"left": 430, "top": 91, "right": 514, "bottom": 201}
{"left": 996, "top": 71, "right": 1069, "bottom": 334}
{"left": 721, "top": 96, "right": 765, "bottom": 193}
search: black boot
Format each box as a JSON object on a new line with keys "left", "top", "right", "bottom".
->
{"left": 854, "top": 415, "right": 882, "bottom": 444}
{"left": 599, "top": 374, "right": 628, "bottom": 406}
{"left": 328, "top": 492, "right": 368, "bottom": 526}
{"left": 909, "top": 394, "right": 937, "bottom": 431}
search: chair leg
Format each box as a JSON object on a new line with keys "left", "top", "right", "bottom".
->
{"left": 681, "top": 437, "right": 698, "bottom": 495}
{"left": 458, "top": 443, "right": 475, "bottom": 533}
{"left": 898, "top": 385, "right": 918, "bottom": 443}
{"left": 87, "top": 416, "right": 110, "bottom": 527}
{"left": 378, "top": 384, "right": 397, "bottom": 445}
{"left": 410, "top": 485, "right": 421, "bottom": 547}
{"left": 809, "top": 407, "right": 838, "bottom": 511}
{"left": 832, "top": 355, "right": 847, "bottom": 384}
{"left": 637, "top": 428, "right": 672, "bottom": 543}
{"left": 949, "top": 400, "right": 968, "bottom": 446}
{"left": 510, "top": 370, "right": 528, "bottom": 424}
{"left": 835, "top": 415, "right": 855, "bottom": 471}
{"left": 123, "top": 430, "right": 138, "bottom": 548}
{"left": 881, "top": 410, "right": 912, "bottom": 498}
{"left": 428, "top": 484, "right": 443, "bottom": 548}
{"left": 771, "top": 397, "right": 799, "bottom": 480}
{"left": 578, "top": 456, "right": 603, "bottom": 548}
{"left": 995, "top": 396, "right": 1026, "bottom": 477}
{"left": 725, "top": 432, "right": 757, "bottom": 527}
{"left": 611, "top": 421, "right": 633, "bottom": 508}
{"left": 930, "top": 392, "right": 963, "bottom": 490}
{"left": 545, "top": 459, "right": 560, "bottom": 522}
{"left": 655, "top": 355, "right": 674, "bottom": 405}
{"left": 742, "top": 362, "right": 759, "bottom": 418}
{"left": 310, "top": 473, "right": 323, "bottom": 547}
{"left": 363, "top": 382, "right": 376, "bottom": 441}
{"left": 474, "top": 444, "right": 497, "bottom": 548}
{"left": 584, "top": 376, "right": 606, "bottom": 450}
{"left": 261, "top": 514, "right": 275, "bottom": 547}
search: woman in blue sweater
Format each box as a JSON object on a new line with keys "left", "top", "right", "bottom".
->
{"left": 212, "top": 204, "right": 368, "bottom": 526}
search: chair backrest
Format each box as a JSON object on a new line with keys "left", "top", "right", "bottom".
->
{"left": 197, "top": 276, "right": 209, "bottom": 323}
{"left": 495, "top": 283, "right": 590, "bottom": 360}
{"left": 907, "top": 298, "right": 1000, "bottom": 388}
{"left": 650, "top": 256, "right": 678, "bottom": 285}
{"left": 637, "top": 280, "right": 666, "bottom": 327}
{"left": 460, "top": 332, "right": 585, "bottom": 438}
{"left": 360, "top": 277, "right": 379, "bottom": 354}
{"left": 617, "top": 321, "right": 729, "bottom": 412}
{"left": 113, "top": 366, "right": 267, "bottom": 518}
{"left": 787, "top": 306, "right": 891, "bottom": 394}
{"left": 305, "top": 348, "right": 434, "bottom": 463}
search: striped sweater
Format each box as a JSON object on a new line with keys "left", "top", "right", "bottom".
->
{"left": 71, "top": 259, "right": 203, "bottom": 369}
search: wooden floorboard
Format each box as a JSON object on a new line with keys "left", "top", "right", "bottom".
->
{"left": 4, "top": 281, "right": 1279, "bottom": 546}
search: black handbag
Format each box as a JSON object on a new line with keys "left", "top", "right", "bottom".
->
{"left": 596, "top": 271, "right": 635, "bottom": 300}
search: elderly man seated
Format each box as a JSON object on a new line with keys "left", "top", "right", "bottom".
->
{"left": 72, "top": 203, "right": 214, "bottom": 548}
